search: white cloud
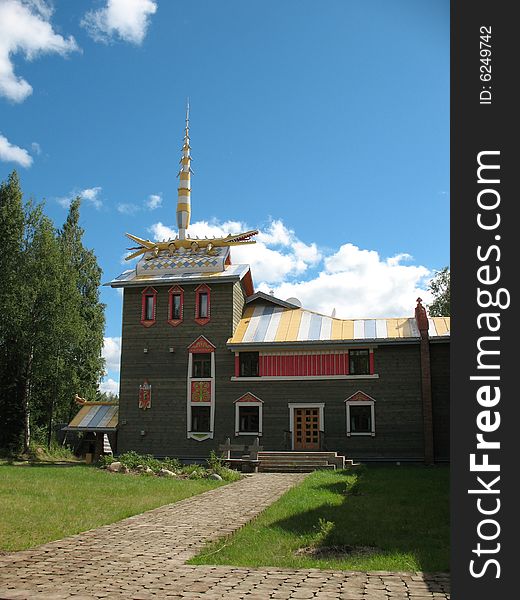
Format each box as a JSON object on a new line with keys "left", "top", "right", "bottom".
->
{"left": 146, "top": 193, "right": 162, "bottom": 210}
{"left": 102, "top": 336, "right": 121, "bottom": 372}
{"left": 99, "top": 377, "right": 119, "bottom": 396}
{"left": 30, "top": 141, "right": 41, "bottom": 155}
{"left": 80, "top": 186, "right": 103, "bottom": 209}
{"left": 82, "top": 0, "right": 157, "bottom": 45}
{"left": 0, "top": 0, "right": 78, "bottom": 103}
{"left": 0, "top": 132, "right": 32, "bottom": 166}
{"left": 117, "top": 194, "right": 162, "bottom": 214}
{"left": 263, "top": 245, "right": 432, "bottom": 319}
{"left": 148, "top": 218, "right": 433, "bottom": 318}
{"left": 57, "top": 186, "right": 103, "bottom": 210}
{"left": 148, "top": 218, "right": 320, "bottom": 284}
{"left": 117, "top": 202, "right": 140, "bottom": 215}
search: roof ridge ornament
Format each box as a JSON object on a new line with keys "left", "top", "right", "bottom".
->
{"left": 177, "top": 99, "right": 192, "bottom": 240}
{"left": 123, "top": 104, "right": 258, "bottom": 263}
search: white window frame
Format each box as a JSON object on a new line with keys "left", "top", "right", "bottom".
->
{"left": 187, "top": 349, "right": 216, "bottom": 441}
{"left": 345, "top": 400, "right": 375, "bottom": 437}
{"left": 235, "top": 400, "right": 263, "bottom": 437}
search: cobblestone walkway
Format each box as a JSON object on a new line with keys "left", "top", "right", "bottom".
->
{"left": 0, "top": 474, "right": 450, "bottom": 600}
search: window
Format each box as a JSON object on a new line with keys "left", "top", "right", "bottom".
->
{"left": 191, "top": 406, "right": 210, "bottom": 432}
{"left": 199, "top": 293, "right": 208, "bottom": 318}
{"left": 345, "top": 391, "right": 375, "bottom": 436}
{"left": 144, "top": 296, "right": 154, "bottom": 320}
{"left": 171, "top": 295, "right": 182, "bottom": 320}
{"left": 238, "top": 406, "right": 260, "bottom": 433}
{"left": 192, "top": 353, "right": 211, "bottom": 378}
{"left": 195, "top": 284, "right": 211, "bottom": 325}
{"left": 349, "top": 349, "right": 370, "bottom": 374}
{"left": 234, "top": 393, "right": 263, "bottom": 436}
{"left": 140, "top": 287, "right": 157, "bottom": 327}
{"left": 349, "top": 405, "right": 372, "bottom": 433}
{"left": 239, "top": 352, "right": 259, "bottom": 377}
{"left": 168, "top": 286, "right": 184, "bottom": 326}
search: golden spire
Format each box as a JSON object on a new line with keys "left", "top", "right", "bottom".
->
{"left": 176, "top": 100, "right": 192, "bottom": 240}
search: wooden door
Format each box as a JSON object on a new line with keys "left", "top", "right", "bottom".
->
{"left": 294, "top": 407, "right": 320, "bottom": 450}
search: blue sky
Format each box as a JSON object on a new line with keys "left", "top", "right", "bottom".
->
{"left": 0, "top": 0, "right": 449, "bottom": 394}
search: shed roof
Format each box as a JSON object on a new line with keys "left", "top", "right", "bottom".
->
{"left": 228, "top": 304, "right": 450, "bottom": 346}
{"left": 63, "top": 403, "right": 118, "bottom": 432}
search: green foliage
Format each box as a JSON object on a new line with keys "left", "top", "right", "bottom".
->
{"left": 26, "top": 442, "right": 77, "bottom": 462}
{"left": 96, "top": 390, "right": 119, "bottom": 402}
{"left": 314, "top": 517, "right": 334, "bottom": 544}
{"left": 0, "top": 173, "right": 106, "bottom": 453}
{"left": 0, "top": 171, "right": 26, "bottom": 450}
{"left": 100, "top": 451, "right": 241, "bottom": 481}
{"left": 428, "top": 266, "right": 450, "bottom": 316}
{"left": 205, "top": 450, "right": 241, "bottom": 481}
{"left": 113, "top": 451, "right": 182, "bottom": 473}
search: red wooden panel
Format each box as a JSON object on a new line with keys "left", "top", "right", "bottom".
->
{"left": 370, "top": 350, "right": 375, "bottom": 374}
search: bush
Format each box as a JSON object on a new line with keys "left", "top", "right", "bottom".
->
{"left": 98, "top": 451, "right": 242, "bottom": 481}
{"left": 206, "top": 450, "right": 224, "bottom": 472}
{"left": 27, "top": 441, "right": 76, "bottom": 462}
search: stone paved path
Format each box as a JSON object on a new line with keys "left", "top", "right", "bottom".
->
{"left": 0, "top": 474, "right": 450, "bottom": 600}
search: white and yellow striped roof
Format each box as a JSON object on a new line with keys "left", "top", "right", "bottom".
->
{"left": 229, "top": 304, "right": 450, "bottom": 346}
{"left": 63, "top": 403, "right": 118, "bottom": 432}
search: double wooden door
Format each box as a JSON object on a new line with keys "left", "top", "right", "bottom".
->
{"left": 293, "top": 407, "right": 320, "bottom": 450}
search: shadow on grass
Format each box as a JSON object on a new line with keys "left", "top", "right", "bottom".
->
{"left": 269, "top": 465, "right": 449, "bottom": 573}
{"left": 0, "top": 460, "right": 86, "bottom": 468}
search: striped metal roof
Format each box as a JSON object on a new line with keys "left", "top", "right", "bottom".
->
{"left": 64, "top": 404, "right": 118, "bottom": 432}
{"left": 229, "top": 304, "right": 450, "bottom": 345}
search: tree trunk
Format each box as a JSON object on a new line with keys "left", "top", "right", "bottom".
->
{"left": 47, "top": 349, "right": 60, "bottom": 448}
{"left": 22, "top": 347, "right": 34, "bottom": 454}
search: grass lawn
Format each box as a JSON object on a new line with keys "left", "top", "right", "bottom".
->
{"left": 190, "top": 466, "right": 449, "bottom": 572}
{"left": 0, "top": 463, "right": 225, "bottom": 552}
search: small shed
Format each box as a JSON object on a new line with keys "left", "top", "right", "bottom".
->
{"left": 62, "top": 396, "right": 118, "bottom": 462}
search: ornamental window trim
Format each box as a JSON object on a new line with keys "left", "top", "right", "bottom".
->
{"left": 141, "top": 287, "right": 157, "bottom": 327}
{"left": 195, "top": 284, "right": 211, "bottom": 325}
{"left": 187, "top": 337, "right": 215, "bottom": 441}
{"left": 345, "top": 392, "right": 376, "bottom": 437}
{"left": 234, "top": 393, "right": 263, "bottom": 437}
{"left": 168, "top": 285, "right": 184, "bottom": 326}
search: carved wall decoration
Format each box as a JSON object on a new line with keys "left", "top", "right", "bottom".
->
{"left": 139, "top": 380, "right": 152, "bottom": 409}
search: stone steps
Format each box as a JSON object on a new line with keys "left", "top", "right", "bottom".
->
{"left": 260, "top": 464, "right": 336, "bottom": 473}
{"left": 257, "top": 451, "right": 349, "bottom": 472}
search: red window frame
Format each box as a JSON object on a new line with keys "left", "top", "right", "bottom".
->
{"left": 168, "top": 285, "right": 184, "bottom": 327}
{"left": 195, "top": 284, "right": 211, "bottom": 325}
{"left": 141, "top": 287, "right": 157, "bottom": 327}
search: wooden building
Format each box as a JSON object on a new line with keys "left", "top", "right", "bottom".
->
{"left": 69, "top": 108, "right": 450, "bottom": 464}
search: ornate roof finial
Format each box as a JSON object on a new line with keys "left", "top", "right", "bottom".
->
{"left": 177, "top": 99, "right": 192, "bottom": 240}
{"left": 415, "top": 297, "right": 429, "bottom": 332}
